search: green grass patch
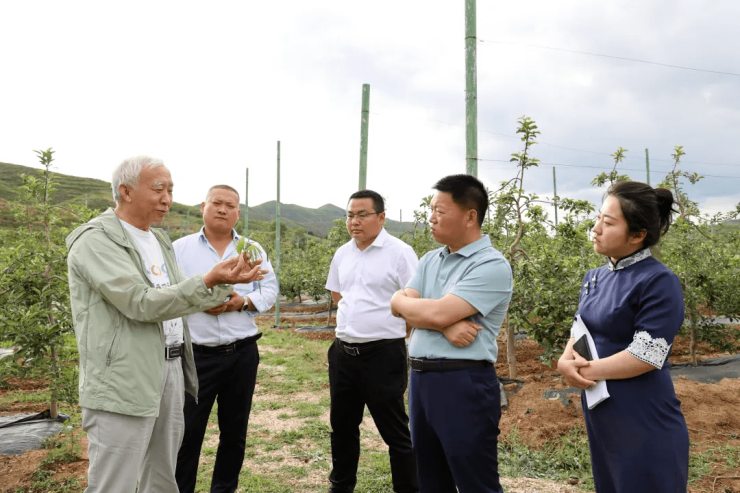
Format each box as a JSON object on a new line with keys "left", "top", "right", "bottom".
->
{"left": 254, "top": 330, "right": 331, "bottom": 395}
{"left": 689, "top": 442, "right": 740, "bottom": 485}
{"left": 237, "top": 470, "right": 294, "bottom": 493}
{"left": 300, "top": 420, "right": 331, "bottom": 442}
{"left": 0, "top": 388, "right": 50, "bottom": 405}
{"left": 279, "top": 464, "right": 309, "bottom": 478}
{"left": 277, "top": 430, "right": 304, "bottom": 444}
{"left": 19, "top": 475, "right": 81, "bottom": 493}
{"left": 16, "top": 324, "right": 729, "bottom": 492}
{"left": 499, "top": 427, "right": 594, "bottom": 490}
{"left": 290, "top": 401, "right": 326, "bottom": 418}
{"left": 354, "top": 450, "right": 394, "bottom": 492}
{"left": 252, "top": 400, "right": 287, "bottom": 412}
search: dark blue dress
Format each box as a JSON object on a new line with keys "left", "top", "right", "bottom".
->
{"left": 576, "top": 249, "right": 689, "bottom": 493}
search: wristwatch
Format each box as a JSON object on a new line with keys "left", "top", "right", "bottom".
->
{"left": 238, "top": 296, "right": 250, "bottom": 312}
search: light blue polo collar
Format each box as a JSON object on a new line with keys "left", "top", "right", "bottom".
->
{"left": 440, "top": 234, "right": 492, "bottom": 258}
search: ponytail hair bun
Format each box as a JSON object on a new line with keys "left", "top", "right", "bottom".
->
{"left": 606, "top": 181, "right": 676, "bottom": 249}
{"left": 655, "top": 187, "right": 675, "bottom": 235}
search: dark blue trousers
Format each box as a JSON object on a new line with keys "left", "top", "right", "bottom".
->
{"left": 409, "top": 365, "right": 503, "bottom": 493}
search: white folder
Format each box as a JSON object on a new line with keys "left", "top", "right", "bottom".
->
{"left": 571, "top": 315, "right": 610, "bottom": 409}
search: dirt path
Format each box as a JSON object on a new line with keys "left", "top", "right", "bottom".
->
{"left": 1, "top": 333, "right": 738, "bottom": 492}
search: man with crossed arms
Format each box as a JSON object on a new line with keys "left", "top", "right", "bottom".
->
{"left": 391, "top": 174, "right": 513, "bottom": 493}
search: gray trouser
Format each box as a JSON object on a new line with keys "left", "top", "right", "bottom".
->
{"left": 82, "top": 358, "right": 185, "bottom": 493}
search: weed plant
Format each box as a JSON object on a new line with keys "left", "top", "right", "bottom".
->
{"left": 499, "top": 427, "right": 594, "bottom": 490}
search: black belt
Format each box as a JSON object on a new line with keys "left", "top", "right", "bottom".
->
{"left": 409, "top": 357, "right": 492, "bottom": 372}
{"left": 165, "top": 344, "right": 184, "bottom": 360}
{"left": 336, "top": 338, "right": 401, "bottom": 357}
{"left": 192, "top": 333, "right": 262, "bottom": 356}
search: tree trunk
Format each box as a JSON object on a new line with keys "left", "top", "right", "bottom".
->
{"left": 684, "top": 280, "right": 697, "bottom": 367}
{"left": 50, "top": 345, "right": 59, "bottom": 418}
{"left": 326, "top": 295, "right": 333, "bottom": 327}
{"left": 45, "top": 264, "right": 59, "bottom": 418}
{"left": 689, "top": 315, "right": 697, "bottom": 367}
{"left": 506, "top": 314, "right": 517, "bottom": 379}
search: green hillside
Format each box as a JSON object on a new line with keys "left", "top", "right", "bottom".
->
{"left": 0, "top": 162, "right": 418, "bottom": 239}
{"left": 0, "top": 161, "right": 114, "bottom": 211}
{"left": 250, "top": 201, "right": 416, "bottom": 237}
{"left": 0, "top": 162, "right": 304, "bottom": 243}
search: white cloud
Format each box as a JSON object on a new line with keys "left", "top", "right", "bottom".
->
{"left": 699, "top": 194, "right": 740, "bottom": 218}
{"left": 1, "top": 0, "right": 739, "bottom": 223}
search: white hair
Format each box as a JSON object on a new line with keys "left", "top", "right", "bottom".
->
{"left": 111, "top": 155, "right": 166, "bottom": 202}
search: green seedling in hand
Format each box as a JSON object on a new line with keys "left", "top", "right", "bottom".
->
{"left": 235, "top": 237, "right": 263, "bottom": 294}
{"left": 235, "top": 237, "right": 246, "bottom": 254}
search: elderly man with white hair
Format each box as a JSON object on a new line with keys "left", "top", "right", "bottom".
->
{"left": 66, "top": 156, "right": 266, "bottom": 493}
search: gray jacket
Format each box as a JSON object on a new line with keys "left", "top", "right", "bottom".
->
{"left": 66, "top": 209, "right": 232, "bottom": 417}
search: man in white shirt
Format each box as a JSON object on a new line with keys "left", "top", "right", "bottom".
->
{"left": 173, "top": 185, "right": 278, "bottom": 493}
{"left": 325, "top": 190, "right": 419, "bottom": 493}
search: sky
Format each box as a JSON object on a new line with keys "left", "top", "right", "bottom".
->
{"left": 2, "top": 1, "right": 739, "bottom": 222}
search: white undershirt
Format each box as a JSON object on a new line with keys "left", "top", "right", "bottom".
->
{"left": 119, "top": 219, "right": 184, "bottom": 346}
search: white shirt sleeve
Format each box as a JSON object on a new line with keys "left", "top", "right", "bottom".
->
{"left": 172, "top": 238, "right": 184, "bottom": 265}
{"left": 325, "top": 251, "right": 341, "bottom": 293}
{"left": 394, "top": 246, "right": 419, "bottom": 291}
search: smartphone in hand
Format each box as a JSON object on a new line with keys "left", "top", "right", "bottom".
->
{"left": 573, "top": 335, "right": 593, "bottom": 361}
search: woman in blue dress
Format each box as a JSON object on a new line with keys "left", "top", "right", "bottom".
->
{"left": 557, "top": 181, "right": 689, "bottom": 493}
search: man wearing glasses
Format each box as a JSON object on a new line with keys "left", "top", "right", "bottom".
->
{"left": 325, "top": 190, "right": 419, "bottom": 493}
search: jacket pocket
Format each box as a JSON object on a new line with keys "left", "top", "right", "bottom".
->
{"left": 106, "top": 328, "right": 120, "bottom": 366}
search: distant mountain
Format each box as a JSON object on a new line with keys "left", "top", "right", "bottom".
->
{"left": 246, "top": 201, "right": 416, "bottom": 237}
{"left": 0, "top": 161, "right": 418, "bottom": 238}
{"left": 246, "top": 201, "right": 344, "bottom": 237}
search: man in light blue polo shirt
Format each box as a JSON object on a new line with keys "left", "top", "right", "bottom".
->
{"left": 391, "top": 174, "right": 512, "bottom": 493}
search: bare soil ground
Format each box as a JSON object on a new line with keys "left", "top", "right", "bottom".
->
{"left": 1, "top": 331, "right": 738, "bottom": 492}
{"left": 0, "top": 435, "right": 89, "bottom": 492}
{"left": 494, "top": 334, "right": 740, "bottom": 493}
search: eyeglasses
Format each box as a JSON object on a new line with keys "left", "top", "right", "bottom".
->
{"left": 345, "top": 212, "right": 380, "bottom": 221}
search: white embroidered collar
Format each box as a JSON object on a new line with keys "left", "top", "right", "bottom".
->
{"left": 607, "top": 248, "right": 652, "bottom": 272}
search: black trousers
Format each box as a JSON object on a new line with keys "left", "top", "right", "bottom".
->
{"left": 175, "top": 340, "right": 260, "bottom": 493}
{"left": 328, "top": 338, "right": 419, "bottom": 493}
